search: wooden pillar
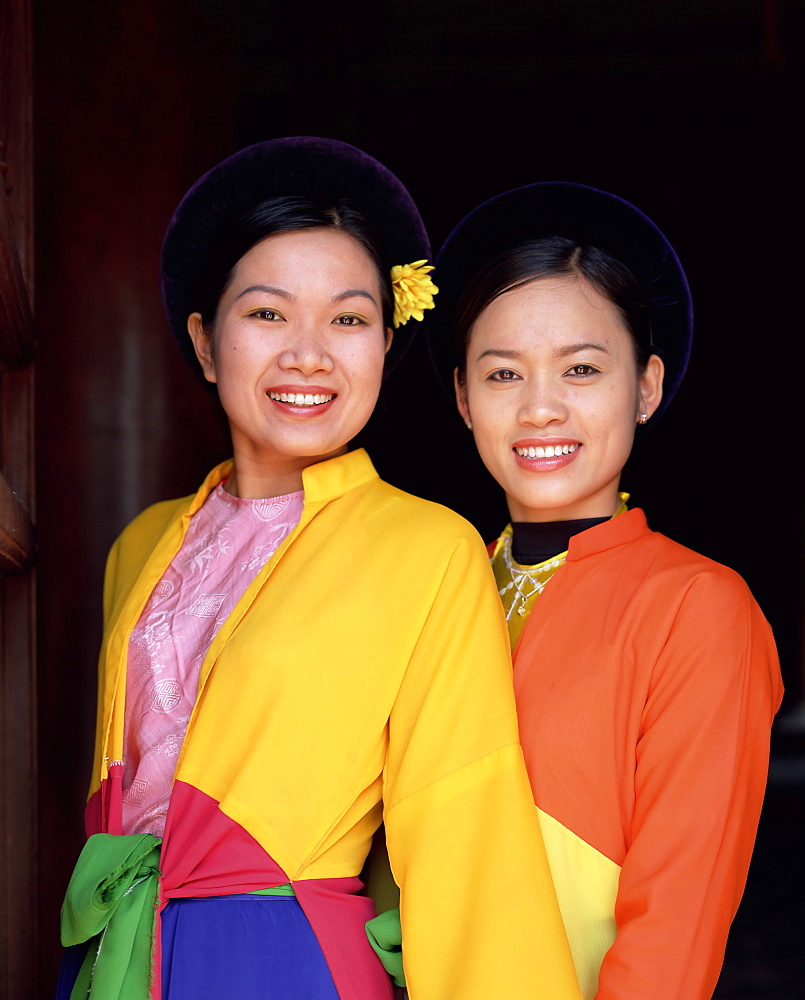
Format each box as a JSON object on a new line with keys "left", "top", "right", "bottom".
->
{"left": 35, "top": 1, "right": 235, "bottom": 986}
{"left": 0, "top": 0, "right": 37, "bottom": 995}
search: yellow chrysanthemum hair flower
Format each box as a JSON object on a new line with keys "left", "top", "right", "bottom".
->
{"left": 390, "top": 260, "right": 439, "bottom": 328}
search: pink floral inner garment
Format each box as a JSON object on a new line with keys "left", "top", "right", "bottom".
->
{"left": 121, "top": 483, "right": 304, "bottom": 836}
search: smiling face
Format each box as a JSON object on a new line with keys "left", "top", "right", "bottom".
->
{"left": 456, "top": 274, "right": 663, "bottom": 523}
{"left": 188, "top": 227, "right": 391, "bottom": 497}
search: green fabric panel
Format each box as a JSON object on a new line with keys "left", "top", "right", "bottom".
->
{"left": 365, "top": 906, "right": 405, "bottom": 988}
{"left": 61, "top": 832, "right": 161, "bottom": 1000}
{"left": 249, "top": 884, "right": 295, "bottom": 896}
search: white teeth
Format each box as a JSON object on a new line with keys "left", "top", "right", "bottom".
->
{"left": 268, "top": 392, "right": 334, "bottom": 406}
{"left": 515, "top": 444, "right": 578, "bottom": 459}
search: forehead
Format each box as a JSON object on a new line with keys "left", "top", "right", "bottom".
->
{"left": 231, "top": 227, "right": 379, "bottom": 285}
{"left": 472, "top": 274, "right": 630, "bottom": 349}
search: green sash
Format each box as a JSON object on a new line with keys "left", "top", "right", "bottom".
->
{"left": 365, "top": 906, "right": 405, "bottom": 987}
{"left": 61, "top": 833, "right": 161, "bottom": 1000}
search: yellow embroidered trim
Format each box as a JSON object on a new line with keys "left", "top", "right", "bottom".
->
{"left": 493, "top": 493, "right": 629, "bottom": 649}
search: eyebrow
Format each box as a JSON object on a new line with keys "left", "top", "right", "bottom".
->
{"left": 332, "top": 289, "right": 377, "bottom": 306}
{"left": 475, "top": 341, "right": 610, "bottom": 363}
{"left": 234, "top": 286, "right": 378, "bottom": 307}
{"left": 475, "top": 347, "right": 525, "bottom": 363}
{"left": 555, "top": 341, "right": 610, "bottom": 359}
{"left": 236, "top": 284, "right": 293, "bottom": 301}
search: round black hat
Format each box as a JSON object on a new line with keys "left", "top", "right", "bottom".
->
{"left": 428, "top": 181, "right": 692, "bottom": 423}
{"left": 161, "top": 137, "right": 431, "bottom": 378}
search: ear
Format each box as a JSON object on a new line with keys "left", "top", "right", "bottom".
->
{"left": 384, "top": 327, "right": 394, "bottom": 355}
{"left": 187, "top": 312, "right": 217, "bottom": 383}
{"left": 454, "top": 367, "right": 471, "bottom": 427}
{"left": 638, "top": 353, "right": 664, "bottom": 421}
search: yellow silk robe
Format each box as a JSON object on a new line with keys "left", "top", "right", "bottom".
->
{"left": 87, "top": 449, "right": 580, "bottom": 1000}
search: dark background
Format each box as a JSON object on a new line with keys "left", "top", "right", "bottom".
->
{"left": 34, "top": 1, "right": 803, "bottom": 995}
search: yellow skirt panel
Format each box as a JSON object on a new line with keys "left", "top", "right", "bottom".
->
{"left": 537, "top": 808, "right": 620, "bottom": 999}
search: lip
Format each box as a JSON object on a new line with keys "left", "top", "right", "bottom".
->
{"left": 265, "top": 384, "right": 338, "bottom": 417}
{"left": 512, "top": 438, "right": 581, "bottom": 473}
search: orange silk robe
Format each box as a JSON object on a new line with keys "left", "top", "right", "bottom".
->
{"left": 498, "top": 508, "right": 782, "bottom": 1000}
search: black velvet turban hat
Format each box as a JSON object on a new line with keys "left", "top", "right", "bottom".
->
{"left": 428, "top": 181, "right": 692, "bottom": 424}
{"left": 161, "top": 137, "right": 431, "bottom": 379}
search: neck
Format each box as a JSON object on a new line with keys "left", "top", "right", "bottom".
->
{"left": 506, "top": 483, "right": 623, "bottom": 524}
{"left": 225, "top": 446, "right": 347, "bottom": 499}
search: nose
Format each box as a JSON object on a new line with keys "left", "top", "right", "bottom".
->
{"left": 518, "top": 377, "right": 568, "bottom": 428}
{"left": 277, "top": 329, "right": 334, "bottom": 376}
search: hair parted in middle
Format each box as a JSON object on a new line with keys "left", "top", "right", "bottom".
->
{"left": 453, "top": 236, "right": 653, "bottom": 382}
{"left": 191, "top": 194, "right": 395, "bottom": 334}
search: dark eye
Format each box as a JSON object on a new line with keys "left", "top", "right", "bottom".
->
{"left": 487, "top": 368, "right": 520, "bottom": 382}
{"left": 565, "top": 364, "right": 599, "bottom": 377}
{"left": 251, "top": 308, "right": 282, "bottom": 322}
{"left": 334, "top": 314, "right": 364, "bottom": 327}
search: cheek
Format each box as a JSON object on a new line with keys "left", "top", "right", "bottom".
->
{"left": 215, "top": 346, "right": 251, "bottom": 385}
{"left": 213, "top": 340, "right": 269, "bottom": 401}
{"left": 350, "top": 339, "right": 387, "bottom": 385}
{"left": 469, "top": 386, "right": 512, "bottom": 431}
{"left": 468, "top": 397, "right": 509, "bottom": 462}
{"left": 465, "top": 381, "right": 489, "bottom": 416}
{"left": 595, "top": 392, "right": 639, "bottom": 459}
{"left": 586, "top": 381, "right": 639, "bottom": 430}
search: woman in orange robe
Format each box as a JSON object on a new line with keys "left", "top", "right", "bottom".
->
{"left": 428, "top": 182, "right": 783, "bottom": 999}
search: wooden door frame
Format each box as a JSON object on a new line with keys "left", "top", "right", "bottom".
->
{"left": 0, "top": 0, "right": 37, "bottom": 995}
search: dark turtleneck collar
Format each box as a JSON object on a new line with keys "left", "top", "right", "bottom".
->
{"left": 511, "top": 517, "right": 610, "bottom": 566}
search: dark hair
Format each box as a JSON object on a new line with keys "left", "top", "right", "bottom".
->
{"left": 454, "top": 236, "right": 653, "bottom": 380}
{"left": 191, "top": 195, "right": 394, "bottom": 331}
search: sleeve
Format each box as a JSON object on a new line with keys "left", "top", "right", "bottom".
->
{"left": 101, "top": 533, "right": 122, "bottom": 629}
{"left": 383, "top": 530, "right": 582, "bottom": 1000}
{"left": 88, "top": 535, "right": 123, "bottom": 795}
{"left": 597, "top": 570, "right": 783, "bottom": 1000}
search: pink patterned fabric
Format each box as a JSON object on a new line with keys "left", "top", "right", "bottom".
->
{"left": 121, "top": 483, "right": 304, "bottom": 837}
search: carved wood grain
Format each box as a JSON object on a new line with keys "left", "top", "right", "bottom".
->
{"left": 0, "top": 179, "right": 34, "bottom": 372}
{"left": 0, "top": 469, "right": 33, "bottom": 572}
{"left": 0, "top": 0, "right": 37, "bottom": 995}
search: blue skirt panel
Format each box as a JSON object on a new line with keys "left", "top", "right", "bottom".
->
{"left": 161, "top": 893, "right": 340, "bottom": 1000}
{"left": 55, "top": 893, "right": 340, "bottom": 1000}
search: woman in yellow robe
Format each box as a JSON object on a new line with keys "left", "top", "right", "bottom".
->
{"left": 58, "top": 139, "right": 580, "bottom": 1000}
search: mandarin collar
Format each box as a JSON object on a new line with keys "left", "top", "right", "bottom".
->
{"left": 566, "top": 507, "right": 650, "bottom": 563}
{"left": 301, "top": 448, "right": 378, "bottom": 503}
{"left": 186, "top": 449, "right": 379, "bottom": 516}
